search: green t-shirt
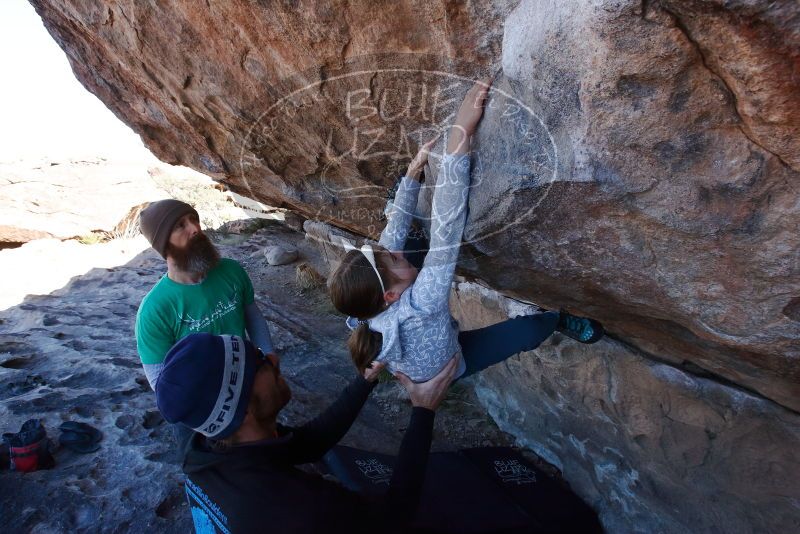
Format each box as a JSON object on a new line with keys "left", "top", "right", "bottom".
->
{"left": 135, "top": 258, "right": 255, "bottom": 365}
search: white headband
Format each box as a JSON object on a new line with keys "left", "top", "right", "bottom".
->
{"left": 341, "top": 237, "right": 386, "bottom": 294}
{"left": 195, "top": 335, "right": 247, "bottom": 438}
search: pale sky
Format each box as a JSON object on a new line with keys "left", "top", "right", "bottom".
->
{"left": 0, "top": 0, "right": 155, "bottom": 162}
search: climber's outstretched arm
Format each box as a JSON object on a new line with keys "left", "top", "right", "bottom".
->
{"left": 446, "top": 78, "right": 491, "bottom": 155}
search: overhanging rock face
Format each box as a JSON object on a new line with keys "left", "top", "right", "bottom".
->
{"left": 31, "top": 0, "right": 799, "bottom": 528}
{"left": 33, "top": 0, "right": 798, "bottom": 410}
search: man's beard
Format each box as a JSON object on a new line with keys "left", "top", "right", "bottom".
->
{"left": 250, "top": 377, "right": 292, "bottom": 426}
{"left": 168, "top": 233, "right": 220, "bottom": 274}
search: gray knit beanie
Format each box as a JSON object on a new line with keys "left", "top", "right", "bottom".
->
{"left": 139, "top": 199, "right": 199, "bottom": 258}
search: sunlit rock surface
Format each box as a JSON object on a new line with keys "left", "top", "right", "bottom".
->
{"left": 0, "top": 158, "right": 164, "bottom": 247}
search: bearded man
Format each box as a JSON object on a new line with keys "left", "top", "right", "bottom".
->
{"left": 135, "top": 199, "right": 274, "bottom": 390}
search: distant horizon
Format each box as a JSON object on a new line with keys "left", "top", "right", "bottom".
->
{"left": 0, "top": 1, "right": 155, "bottom": 162}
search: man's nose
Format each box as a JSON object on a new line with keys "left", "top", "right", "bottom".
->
{"left": 188, "top": 221, "right": 200, "bottom": 237}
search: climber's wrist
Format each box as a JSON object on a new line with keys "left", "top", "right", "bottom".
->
{"left": 406, "top": 166, "right": 423, "bottom": 181}
{"left": 446, "top": 126, "right": 469, "bottom": 155}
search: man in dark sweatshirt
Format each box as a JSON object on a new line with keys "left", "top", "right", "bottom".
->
{"left": 155, "top": 332, "right": 460, "bottom": 534}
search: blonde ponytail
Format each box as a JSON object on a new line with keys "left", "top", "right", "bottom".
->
{"left": 347, "top": 323, "right": 382, "bottom": 373}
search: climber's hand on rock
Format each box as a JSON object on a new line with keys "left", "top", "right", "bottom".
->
{"left": 457, "top": 78, "right": 491, "bottom": 134}
{"left": 407, "top": 136, "right": 439, "bottom": 181}
{"left": 447, "top": 78, "right": 492, "bottom": 155}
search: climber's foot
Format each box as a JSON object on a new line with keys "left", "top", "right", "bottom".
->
{"left": 557, "top": 311, "right": 604, "bottom": 344}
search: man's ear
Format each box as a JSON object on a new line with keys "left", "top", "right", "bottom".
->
{"left": 383, "top": 290, "right": 401, "bottom": 304}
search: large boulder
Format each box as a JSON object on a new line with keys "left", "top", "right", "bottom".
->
{"left": 29, "top": 0, "right": 799, "bottom": 411}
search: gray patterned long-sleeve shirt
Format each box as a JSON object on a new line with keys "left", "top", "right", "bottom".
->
{"left": 368, "top": 153, "right": 471, "bottom": 381}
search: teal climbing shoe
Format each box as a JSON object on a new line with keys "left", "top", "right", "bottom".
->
{"left": 557, "top": 311, "right": 605, "bottom": 344}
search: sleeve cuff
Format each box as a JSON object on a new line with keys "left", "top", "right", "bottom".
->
{"left": 410, "top": 406, "right": 436, "bottom": 421}
{"left": 400, "top": 175, "right": 421, "bottom": 192}
{"left": 441, "top": 153, "right": 469, "bottom": 164}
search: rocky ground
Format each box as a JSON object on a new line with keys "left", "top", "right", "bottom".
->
{"left": 0, "top": 219, "right": 520, "bottom": 533}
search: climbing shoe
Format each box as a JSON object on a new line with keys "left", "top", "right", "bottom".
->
{"left": 59, "top": 431, "right": 101, "bottom": 453}
{"left": 59, "top": 421, "right": 102, "bottom": 454}
{"left": 557, "top": 311, "right": 605, "bottom": 344}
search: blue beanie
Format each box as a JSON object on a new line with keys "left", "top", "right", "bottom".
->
{"left": 155, "top": 333, "right": 260, "bottom": 439}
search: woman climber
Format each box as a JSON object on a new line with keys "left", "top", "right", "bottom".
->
{"left": 329, "top": 78, "right": 604, "bottom": 383}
